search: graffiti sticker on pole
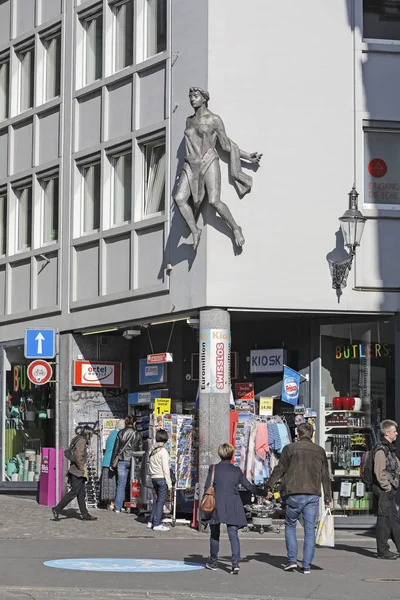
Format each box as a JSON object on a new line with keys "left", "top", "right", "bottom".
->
{"left": 199, "top": 329, "right": 231, "bottom": 394}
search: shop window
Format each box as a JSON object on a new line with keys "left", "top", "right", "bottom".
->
{"left": 110, "top": 150, "right": 132, "bottom": 226}
{"left": 39, "top": 174, "right": 59, "bottom": 245}
{"left": 80, "top": 161, "right": 101, "bottom": 234}
{"left": 0, "top": 56, "right": 9, "bottom": 121}
{"left": 81, "top": 11, "right": 103, "bottom": 85}
{"left": 364, "top": 129, "right": 400, "bottom": 208}
{"left": 17, "top": 43, "right": 35, "bottom": 113}
{"left": 2, "top": 344, "right": 56, "bottom": 484}
{"left": 146, "top": 0, "right": 166, "bottom": 58}
{"left": 142, "top": 137, "right": 165, "bottom": 216}
{"left": 364, "top": 1, "right": 400, "bottom": 40}
{"left": 0, "top": 192, "right": 6, "bottom": 256}
{"left": 42, "top": 31, "right": 61, "bottom": 101}
{"left": 14, "top": 184, "right": 32, "bottom": 252}
{"left": 111, "top": 0, "right": 133, "bottom": 71}
{"left": 321, "top": 320, "right": 395, "bottom": 516}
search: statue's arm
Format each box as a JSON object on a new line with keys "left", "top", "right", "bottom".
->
{"left": 214, "top": 115, "right": 262, "bottom": 165}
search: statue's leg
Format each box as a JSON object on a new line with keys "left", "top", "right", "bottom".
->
{"left": 174, "top": 173, "right": 202, "bottom": 250}
{"left": 205, "top": 161, "right": 245, "bottom": 247}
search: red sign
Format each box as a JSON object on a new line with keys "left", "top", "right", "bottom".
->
{"left": 147, "top": 353, "right": 173, "bottom": 364}
{"left": 235, "top": 382, "right": 254, "bottom": 400}
{"left": 74, "top": 361, "right": 122, "bottom": 387}
{"left": 27, "top": 360, "right": 53, "bottom": 385}
{"left": 368, "top": 158, "right": 387, "bottom": 178}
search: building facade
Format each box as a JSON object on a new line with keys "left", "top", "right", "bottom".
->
{"left": 0, "top": 0, "right": 400, "bottom": 524}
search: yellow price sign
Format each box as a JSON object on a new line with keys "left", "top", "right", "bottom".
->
{"left": 259, "top": 396, "right": 273, "bottom": 416}
{"left": 154, "top": 398, "right": 171, "bottom": 415}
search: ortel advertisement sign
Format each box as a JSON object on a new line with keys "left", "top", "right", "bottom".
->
{"left": 249, "top": 348, "right": 286, "bottom": 374}
{"left": 199, "top": 329, "right": 231, "bottom": 394}
{"left": 74, "top": 361, "right": 122, "bottom": 388}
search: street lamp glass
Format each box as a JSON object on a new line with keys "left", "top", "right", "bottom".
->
{"left": 340, "top": 215, "right": 366, "bottom": 251}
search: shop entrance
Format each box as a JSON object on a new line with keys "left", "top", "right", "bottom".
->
{"left": 0, "top": 341, "right": 56, "bottom": 486}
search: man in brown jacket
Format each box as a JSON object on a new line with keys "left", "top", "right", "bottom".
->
{"left": 373, "top": 420, "right": 400, "bottom": 560}
{"left": 267, "top": 422, "right": 331, "bottom": 574}
{"left": 52, "top": 427, "right": 97, "bottom": 521}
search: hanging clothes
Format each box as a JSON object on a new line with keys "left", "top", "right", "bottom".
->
{"left": 255, "top": 422, "right": 269, "bottom": 461}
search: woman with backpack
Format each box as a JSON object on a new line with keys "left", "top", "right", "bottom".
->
{"left": 51, "top": 427, "right": 97, "bottom": 521}
{"left": 148, "top": 429, "right": 172, "bottom": 531}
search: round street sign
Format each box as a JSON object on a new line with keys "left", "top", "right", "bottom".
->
{"left": 368, "top": 158, "right": 387, "bottom": 178}
{"left": 27, "top": 360, "right": 53, "bottom": 385}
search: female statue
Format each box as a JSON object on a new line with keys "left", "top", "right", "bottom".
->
{"left": 174, "top": 87, "right": 262, "bottom": 250}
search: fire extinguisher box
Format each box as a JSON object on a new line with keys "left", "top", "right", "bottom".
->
{"left": 39, "top": 448, "right": 63, "bottom": 506}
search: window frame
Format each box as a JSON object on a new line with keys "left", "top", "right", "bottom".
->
{"left": 77, "top": 158, "right": 102, "bottom": 236}
{"left": 363, "top": 123, "right": 400, "bottom": 211}
{"left": 41, "top": 29, "right": 62, "bottom": 103}
{"left": 16, "top": 42, "right": 35, "bottom": 114}
{"left": 0, "top": 190, "right": 7, "bottom": 257}
{"left": 110, "top": 0, "right": 134, "bottom": 73}
{"left": 13, "top": 182, "right": 33, "bottom": 254}
{"left": 108, "top": 147, "right": 132, "bottom": 228}
{"left": 0, "top": 54, "right": 10, "bottom": 122}
{"left": 38, "top": 172, "right": 60, "bottom": 247}
{"left": 80, "top": 9, "right": 103, "bottom": 87}
{"left": 138, "top": 134, "right": 166, "bottom": 219}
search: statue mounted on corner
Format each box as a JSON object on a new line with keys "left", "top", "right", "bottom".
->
{"left": 174, "top": 87, "right": 262, "bottom": 250}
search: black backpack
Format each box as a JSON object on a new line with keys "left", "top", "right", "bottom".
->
{"left": 360, "top": 443, "right": 388, "bottom": 485}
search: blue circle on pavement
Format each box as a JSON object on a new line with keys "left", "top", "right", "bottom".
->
{"left": 44, "top": 558, "right": 204, "bottom": 572}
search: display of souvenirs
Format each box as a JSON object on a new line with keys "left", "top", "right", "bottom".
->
{"left": 150, "top": 413, "right": 197, "bottom": 489}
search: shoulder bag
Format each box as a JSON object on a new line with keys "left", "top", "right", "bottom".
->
{"left": 200, "top": 464, "right": 216, "bottom": 518}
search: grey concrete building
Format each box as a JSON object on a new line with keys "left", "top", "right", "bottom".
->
{"left": 0, "top": 0, "right": 400, "bottom": 525}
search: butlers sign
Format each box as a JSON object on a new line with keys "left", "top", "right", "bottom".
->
{"left": 335, "top": 343, "right": 391, "bottom": 360}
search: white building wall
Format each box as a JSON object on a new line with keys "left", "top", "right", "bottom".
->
{"left": 205, "top": 0, "right": 400, "bottom": 314}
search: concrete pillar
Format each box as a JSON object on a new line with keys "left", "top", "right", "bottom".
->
{"left": 198, "top": 308, "right": 231, "bottom": 505}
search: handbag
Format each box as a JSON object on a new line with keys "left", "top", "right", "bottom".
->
{"left": 200, "top": 464, "right": 216, "bottom": 518}
{"left": 316, "top": 508, "right": 335, "bottom": 548}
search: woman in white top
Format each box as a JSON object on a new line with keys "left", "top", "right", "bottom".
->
{"left": 148, "top": 429, "right": 172, "bottom": 531}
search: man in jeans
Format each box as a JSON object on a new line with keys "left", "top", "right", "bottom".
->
{"left": 373, "top": 420, "right": 400, "bottom": 560}
{"left": 267, "top": 422, "right": 331, "bottom": 574}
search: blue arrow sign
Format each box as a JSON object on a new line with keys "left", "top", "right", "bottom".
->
{"left": 25, "top": 328, "right": 56, "bottom": 359}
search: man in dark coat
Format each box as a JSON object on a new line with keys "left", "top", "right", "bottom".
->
{"left": 52, "top": 427, "right": 97, "bottom": 521}
{"left": 267, "top": 422, "right": 331, "bottom": 573}
{"left": 203, "top": 442, "right": 266, "bottom": 574}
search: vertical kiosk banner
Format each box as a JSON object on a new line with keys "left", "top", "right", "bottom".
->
{"left": 199, "top": 329, "right": 231, "bottom": 394}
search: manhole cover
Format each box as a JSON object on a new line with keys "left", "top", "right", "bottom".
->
{"left": 364, "top": 578, "right": 400, "bottom": 583}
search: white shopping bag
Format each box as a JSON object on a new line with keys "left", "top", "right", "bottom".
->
{"left": 316, "top": 509, "right": 335, "bottom": 548}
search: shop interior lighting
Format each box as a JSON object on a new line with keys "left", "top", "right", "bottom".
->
{"left": 81, "top": 327, "right": 119, "bottom": 336}
{"left": 149, "top": 316, "right": 193, "bottom": 326}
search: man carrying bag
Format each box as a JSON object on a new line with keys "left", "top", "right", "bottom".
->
{"left": 267, "top": 422, "right": 332, "bottom": 574}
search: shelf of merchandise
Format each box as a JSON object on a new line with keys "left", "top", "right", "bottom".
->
{"left": 325, "top": 410, "right": 365, "bottom": 415}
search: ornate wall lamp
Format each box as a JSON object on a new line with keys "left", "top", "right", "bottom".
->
{"left": 330, "top": 187, "right": 367, "bottom": 290}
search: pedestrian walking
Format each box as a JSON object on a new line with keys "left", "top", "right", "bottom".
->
{"left": 373, "top": 419, "right": 400, "bottom": 560}
{"left": 110, "top": 415, "right": 143, "bottom": 513}
{"left": 148, "top": 429, "right": 172, "bottom": 531}
{"left": 266, "top": 422, "right": 331, "bottom": 574}
{"left": 52, "top": 427, "right": 97, "bottom": 521}
{"left": 100, "top": 418, "right": 125, "bottom": 510}
{"left": 203, "top": 442, "right": 267, "bottom": 575}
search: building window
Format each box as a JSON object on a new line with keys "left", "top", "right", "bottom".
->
{"left": 43, "top": 32, "right": 61, "bottom": 101}
{"left": 143, "top": 137, "right": 165, "bottom": 216}
{"left": 0, "top": 193, "right": 6, "bottom": 256}
{"left": 17, "top": 45, "right": 35, "bottom": 112}
{"left": 112, "top": 0, "right": 133, "bottom": 71}
{"left": 111, "top": 151, "right": 132, "bottom": 226}
{"left": 40, "top": 175, "right": 59, "bottom": 244}
{"left": 146, "top": 0, "right": 166, "bottom": 58}
{"left": 364, "top": 128, "right": 400, "bottom": 208}
{"left": 82, "top": 12, "right": 103, "bottom": 85}
{"left": 0, "top": 58, "right": 9, "bottom": 121}
{"left": 81, "top": 162, "right": 101, "bottom": 233}
{"left": 15, "top": 185, "right": 32, "bottom": 251}
{"left": 364, "top": 0, "right": 400, "bottom": 40}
